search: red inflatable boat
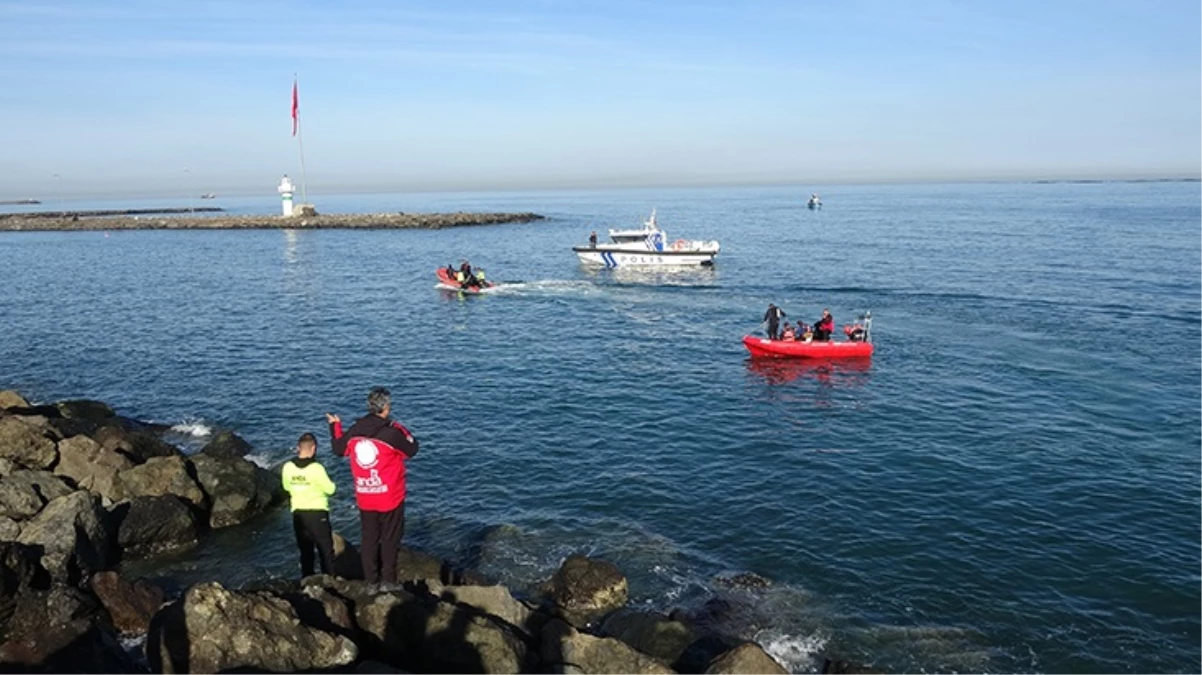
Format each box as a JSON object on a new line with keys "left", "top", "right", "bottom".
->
{"left": 743, "top": 312, "right": 874, "bottom": 359}
{"left": 436, "top": 267, "right": 495, "bottom": 294}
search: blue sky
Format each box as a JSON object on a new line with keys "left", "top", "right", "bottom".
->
{"left": 0, "top": 0, "right": 1198, "bottom": 197}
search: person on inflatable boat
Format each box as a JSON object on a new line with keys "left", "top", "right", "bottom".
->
{"left": 813, "top": 309, "right": 835, "bottom": 341}
{"left": 781, "top": 322, "right": 796, "bottom": 341}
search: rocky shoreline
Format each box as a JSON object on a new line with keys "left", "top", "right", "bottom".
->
{"left": 0, "top": 211, "right": 546, "bottom": 232}
{"left": 0, "top": 390, "right": 871, "bottom": 674}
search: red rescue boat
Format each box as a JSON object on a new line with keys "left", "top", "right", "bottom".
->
{"left": 743, "top": 312, "right": 874, "bottom": 359}
{"left": 436, "top": 267, "right": 495, "bottom": 293}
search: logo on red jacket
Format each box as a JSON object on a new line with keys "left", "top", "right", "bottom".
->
{"left": 352, "top": 439, "right": 379, "bottom": 469}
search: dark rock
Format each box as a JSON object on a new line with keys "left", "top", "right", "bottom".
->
{"left": 600, "top": 609, "right": 696, "bottom": 668}
{"left": 0, "top": 470, "right": 74, "bottom": 520}
{"left": 115, "top": 495, "right": 201, "bottom": 558}
{"left": 189, "top": 453, "right": 282, "bottom": 528}
{"left": 0, "top": 416, "right": 58, "bottom": 470}
{"left": 54, "top": 434, "right": 133, "bottom": 503}
{"left": 355, "top": 589, "right": 528, "bottom": 673}
{"left": 16, "top": 490, "right": 112, "bottom": 585}
{"left": 147, "top": 581, "right": 357, "bottom": 673}
{"left": 423, "top": 578, "right": 546, "bottom": 637}
{"left": 0, "top": 392, "right": 29, "bottom": 410}
{"left": 118, "top": 455, "right": 205, "bottom": 506}
{"left": 547, "top": 554, "right": 629, "bottom": 628}
{"left": 198, "top": 430, "right": 252, "bottom": 458}
{"left": 0, "top": 584, "right": 137, "bottom": 673}
{"left": 704, "top": 642, "right": 788, "bottom": 674}
{"left": 55, "top": 399, "right": 116, "bottom": 422}
{"left": 398, "top": 542, "right": 488, "bottom": 586}
{"left": 90, "top": 570, "right": 166, "bottom": 635}
{"left": 713, "top": 572, "right": 772, "bottom": 590}
{"left": 92, "top": 425, "right": 182, "bottom": 464}
{"left": 822, "top": 658, "right": 889, "bottom": 672}
{"left": 332, "top": 531, "right": 365, "bottom": 579}
{"left": 541, "top": 618, "right": 675, "bottom": 674}
{"left": 0, "top": 541, "right": 50, "bottom": 632}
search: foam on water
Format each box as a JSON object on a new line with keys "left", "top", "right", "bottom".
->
{"left": 170, "top": 420, "right": 212, "bottom": 437}
{"left": 757, "top": 629, "right": 830, "bottom": 673}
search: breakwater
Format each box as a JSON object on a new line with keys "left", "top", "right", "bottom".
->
{"left": 0, "top": 211, "right": 545, "bottom": 231}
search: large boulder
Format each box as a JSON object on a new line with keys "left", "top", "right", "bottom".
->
{"left": 355, "top": 589, "right": 528, "bottom": 673}
{"left": 54, "top": 399, "right": 116, "bottom": 423}
{"left": 118, "top": 455, "right": 205, "bottom": 506}
{"left": 198, "top": 430, "right": 252, "bottom": 458}
{"left": 600, "top": 609, "right": 697, "bottom": 668}
{"left": 16, "top": 491, "right": 112, "bottom": 585}
{"left": 398, "top": 542, "right": 489, "bottom": 585}
{"left": 147, "top": 581, "right": 358, "bottom": 674}
{"left": 90, "top": 570, "right": 166, "bottom": 635}
{"left": 541, "top": 618, "right": 676, "bottom": 674}
{"left": 0, "top": 517, "right": 19, "bottom": 541}
{"left": 54, "top": 434, "right": 133, "bottom": 503}
{"left": 0, "top": 392, "right": 29, "bottom": 410}
{"left": 115, "top": 495, "right": 201, "bottom": 558}
{"left": 704, "top": 642, "right": 788, "bottom": 675}
{"left": 423, "top": 579, "right": 545, "bottom": 637}
{"left": 92, "top": 425, "right": 182, "bottom": 463}
{"left": 0, "top": 416, "right": 58, "bottom": 470}
{"left": 189, "top": 452, "right": 282, "bottom": 528}
{"left": 0, "top": 583, "right": 136, "bottom": 673}
{"left": 547, "top": 554, "right": 629, "bottom": 627}
{"left": 0, "top": 470, "right": 73, "bottom": 520}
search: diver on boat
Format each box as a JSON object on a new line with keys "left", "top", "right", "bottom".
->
{"left": 813, "top": 309, "right": 834, "bottom": 341}
{"left": 589, "top": 231, "right": 598, "bottom": 248}
{"left": 764, "top": 303, "right": 786, "bottom": 340}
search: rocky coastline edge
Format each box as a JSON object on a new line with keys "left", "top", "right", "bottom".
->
{"left": 0, "top": 389, "right": 873, "bottom": 674}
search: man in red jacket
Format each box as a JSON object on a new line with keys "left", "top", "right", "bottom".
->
{"left": 326, "top": 387, "right": 419, "bottom": 585}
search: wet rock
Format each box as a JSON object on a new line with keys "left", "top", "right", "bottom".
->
{"left": 822, "top": 658, "right": 889, "bottom": 672}
{"left": 115, "top": 495, "right": 201, "bottom": 558}
{"left": 90, "top": 570, "right": 166, "bottom": 635}
{"left": 547, "top": 553, "right": 629, "bottom": 628}
{"left": 0, "top": 541, "right": 50, "bottom": 630}
{"left": 93, "top": 424, "right": 182, "bottom": 463}
{"left": 398, "top": 542, "right": 488, "bottom": 586}
{"left": 704, "top": 642, "right": 788, "bottom": 675}
{"left": 0, "top": 469, "right": 73, "bottom": 519}
{"left": 118, "top": 455, "right": 205, "bottom": 506}
{"left": 333, "top": 530, "right": 365, "bottom": 579}
{"left": 0, "top": 391, "right": 29, "bottom": 410}
{"left": 198, "top": 429, "right": 252, "bottom": 458}
{"left": 600, "top": 609, "right": 696, "bottom": 668}
{"left": 55, "top": 399, "right": 116, "bottom": 422}
{"left": 16, "top": 490, "right": 112, "bottom": 584}
{"left": 541, "top": 618, "right": 675, "bottom": 674}
{"left": 189, "top": 452, "right": 282, "bottom": 528}
{"left": 147, "top": 581, "right": 358, "bottom": 674}
{"left": 0, "top": 415, "right": 58, "bottom": 470}
{"left": 54, "top": 434, "right": 133, "bottom": 503}
{"left": 713, "top": 572, "right": 772, "bottom": 590}
{"left": 355, "top": 589, "right": 528, "bottom": 673}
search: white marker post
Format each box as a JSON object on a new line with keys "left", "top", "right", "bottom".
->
{"left": 278, "top": 174, "right": 295, "bottom": 217}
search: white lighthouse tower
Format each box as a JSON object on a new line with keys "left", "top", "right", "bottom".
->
{"left": 277, "top": 174, "right": 296, "bottom": 217}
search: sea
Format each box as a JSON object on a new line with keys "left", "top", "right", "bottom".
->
{"left": 1, "top": 181, "right": 1198, "bottom": 673}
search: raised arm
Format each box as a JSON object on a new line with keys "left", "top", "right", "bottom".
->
{"left": 326, "top": 413, "right": 347, "bottom": 457}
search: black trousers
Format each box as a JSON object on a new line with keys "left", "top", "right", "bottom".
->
{"left": 767, "top": 321, "right": 780, "bottom": 340}
{"left": 292, "top": 510, "right": 335, "bottom": 578}
{"left": 360, "top": 502, "right": 406, "bottom": 584}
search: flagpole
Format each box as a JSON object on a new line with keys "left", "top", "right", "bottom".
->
{"left": 293, "top": 75, "right": 310, "bottom": 206}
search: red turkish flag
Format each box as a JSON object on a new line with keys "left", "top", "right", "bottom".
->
{"left": 291, "top": 80, "right": 299, "bottom": 136}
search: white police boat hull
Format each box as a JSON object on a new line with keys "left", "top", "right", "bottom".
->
{"left": 574, "top": 209, "right": 719, "bottom": 268}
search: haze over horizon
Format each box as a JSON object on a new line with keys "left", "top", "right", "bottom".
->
{"left": 1, "top": 0, "right": 1199, "bottom": 199}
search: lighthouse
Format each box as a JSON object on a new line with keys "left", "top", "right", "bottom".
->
{"left": 277, "top": 174, "right": 296, "bottom": 217}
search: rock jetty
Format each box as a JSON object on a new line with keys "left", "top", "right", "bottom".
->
{"left": 0, "top": 389, "right": 873, "bottom": 673}
{"left": 0, "top": 211, "right": 545, "bottom": 232}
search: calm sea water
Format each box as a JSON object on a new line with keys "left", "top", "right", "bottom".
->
{"left": 1, "top": 182, "right": 1199, "bottom": 673}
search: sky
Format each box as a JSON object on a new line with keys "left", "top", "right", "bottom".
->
{"left": 0, "top": 0, "right": 1199, "bottom": 197}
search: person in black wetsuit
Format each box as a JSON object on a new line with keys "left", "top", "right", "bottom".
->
{"left": 813, "top": 308, "right": 834, "bottom": 341}
{"left": 764, "top": 303, "right": 786, "bottom": 340}
{"left": 589, "top": 231, "right": 598, "bottom": 248}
